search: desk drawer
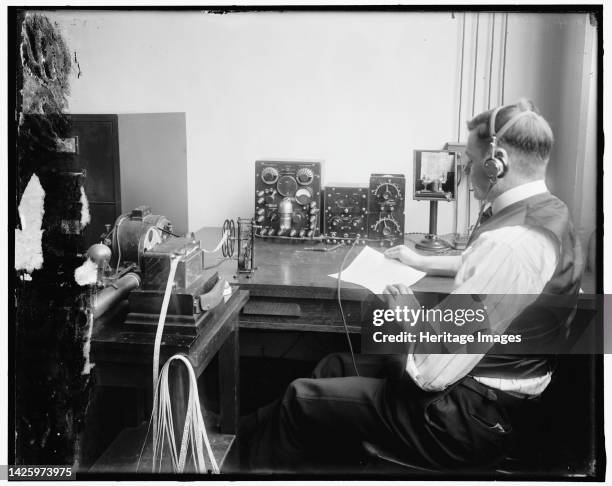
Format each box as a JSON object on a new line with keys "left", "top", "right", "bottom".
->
{"left": 239, "top": 296, "right": 364, "bottom": 333}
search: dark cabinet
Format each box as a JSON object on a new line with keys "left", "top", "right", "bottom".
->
{"left": 68, "top": 114, "right": 122, "bottom": 248}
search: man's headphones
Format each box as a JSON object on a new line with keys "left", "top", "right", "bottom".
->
{"left": 482, "top": 105, "right": 534, "bottom": 182}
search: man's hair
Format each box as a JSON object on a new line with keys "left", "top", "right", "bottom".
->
{"left": 467, "top": 99, "right": 554, "bottom": 171}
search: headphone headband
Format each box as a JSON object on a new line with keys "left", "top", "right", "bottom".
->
{"left": 489, "top": 104, "right": 534, "bottom": 142}
{"left": 489, "top": 105, "right": 505, "bottom": 139}
{"left": 483, "top": 103, "right": 536, "bottom": 182}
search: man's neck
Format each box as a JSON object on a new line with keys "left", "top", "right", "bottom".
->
{"left": 489, "top": 179, "right": 548, "bottom": 214}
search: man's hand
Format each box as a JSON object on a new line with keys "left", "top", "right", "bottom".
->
{"left": 382, "top": 283, "right": 418, "bottom": 308}
{"left": 384, "top": 245, "right": 423, "bottom": 268}
{"left": 383, "top": 283, "right": 413, "bottom": 296}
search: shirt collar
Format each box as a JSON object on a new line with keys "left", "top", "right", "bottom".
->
{"left": 491, "top": 180, "right": 549, "bottom": 215}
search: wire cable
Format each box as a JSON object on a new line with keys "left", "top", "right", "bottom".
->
{"left": 114, "top": 215, "right": 128, "bottom": 273}
{"left": 203, "top": 256, "right": 232, "bottom": 270}
{"left": 203, "top": 230, "right": 230, "bottom": 254}
{"left": 152, "top": 256, "right": 180, "bottom": 444}
{"left": 138, "top": 256, "right": 219, "bottom": 474}
{"left": 336, "top": 237, "right": 361, "bottom": 377}
{"left": 138, "top": 355, "right": 219, "bottom": 473}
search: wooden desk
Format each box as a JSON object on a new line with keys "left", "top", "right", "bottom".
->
{"left": 197, "top": 228, "right": 455, "bottom": 334}
{"left": 196, "top": 228, "right": 595, "bottom": 335}
{"left": 89, "top": 289, "right": 249, "bottom": 472}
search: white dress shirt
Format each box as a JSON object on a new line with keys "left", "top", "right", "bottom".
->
{"left": 406, "top": 180, "right": 559, "bottom": 396}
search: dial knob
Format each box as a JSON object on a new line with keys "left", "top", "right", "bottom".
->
{"left": 257, "top": 197, "right": 265, "bottom": 204}
{"left": 299, "top": 229, "right": 306, "bottom": 237}
{"left": 261, "top": 167, "right": 279, "bottom": 185}
{"left": 295, "top": 187, "right": 313, "bottom": 205}
{"left": 256, "top": 190, "right": 265, "bottom": 197}
{"left": 277, "top": 175, "right": 298, "bottom": 197}
{"left": 296, "top": 168, "right": 314, "bottom": 185}
{"left": 257, "top": 215, "right": 265, "bottom": 223}
{"left": 257, "top": 208, "right": 265, "bottom": 215}
{"left": 289, "top": 229, "right": 297, "bottom": 237}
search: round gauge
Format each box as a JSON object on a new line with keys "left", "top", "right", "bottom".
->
{"left": 296, "top": 168, "right": 314, "bottom": 185}
{"left": 295, "top": 187, "right": 313, "bottom": 205}
{"left": 375, "top": 183, "right": 401, "bottom": 201}
{"left": 374, "top": 217, "right": 400, "bottom": 236}
{"left": 277, "top": 175, "right": 298, "bottom": 197}
{"left": 261, "top": 167, "right": 279, "bottom": 185}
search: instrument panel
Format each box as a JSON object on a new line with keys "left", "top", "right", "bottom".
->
{"left": 367, "top": 174, "right": 405, "bottom": 245}
{"left": 323, "top": 185, "right": 368, "bottom": 242}
{"left": 255, "top": 161, "right": 322, "bottom": 238}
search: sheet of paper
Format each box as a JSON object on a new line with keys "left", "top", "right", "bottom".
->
{"left": 329, "top": 246, "right": 426, "bottom": 295}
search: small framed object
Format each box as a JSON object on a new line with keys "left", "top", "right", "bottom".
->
{"left": 413, "top": 150, "right": 457, "bottom": 201}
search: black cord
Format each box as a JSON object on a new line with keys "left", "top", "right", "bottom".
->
{"left": 203, "top": 256, "right": 232, "bottom": 270}
{"left": 336, "top": 237, "right": 361, "bottom": 377}
{"left": 158, "top": 226, "right": 180, "bottom": 238}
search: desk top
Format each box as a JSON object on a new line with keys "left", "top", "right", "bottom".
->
{"left": 195, "top": 227, "right": 595, "bottom": 297}
{"left": 196, "top": 228, "right": 454, "bottom": 299}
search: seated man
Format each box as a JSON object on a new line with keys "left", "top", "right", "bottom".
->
{"left": 240, "top": 99, "right": 583, "bottom": 472}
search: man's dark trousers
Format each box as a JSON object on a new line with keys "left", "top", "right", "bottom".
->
{"left": 241, "top": 353, "right": 521, "bottom": 472}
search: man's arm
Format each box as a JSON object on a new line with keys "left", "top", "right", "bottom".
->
{"left": 384, "top": 245, "right": 462, "bottom": 277}
{"left": 387, "top": 226, "right": 559, "bottom": 392}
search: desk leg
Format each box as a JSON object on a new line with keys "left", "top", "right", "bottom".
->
{"left": 219, "top": 327, "right": 240, "bottom": 434}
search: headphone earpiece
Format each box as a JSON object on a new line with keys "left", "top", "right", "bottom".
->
{"left": 482, "top": 106, "right": 512, "bottom": 182}
{"left": 481, "top": 104, "right": 535, "bottom": 182}
{"left": 483, "top": 143, "right": 508, "bottom": 181}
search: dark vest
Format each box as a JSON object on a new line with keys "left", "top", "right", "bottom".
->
{"left": 467, "top": 192, "right": 584, "bottom": 379}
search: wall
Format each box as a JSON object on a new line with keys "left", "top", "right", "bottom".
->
{"left": 117, "top": 113, "right": 188, "bottom": 234}
{"left": 43, "top": 10, "right": 597, "bottom": 241}
{"left": 44, "top": 10, "right": 462, "bottom": 234}
{"left": 504, "top": 13, "right": 598, "bottom": 250}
